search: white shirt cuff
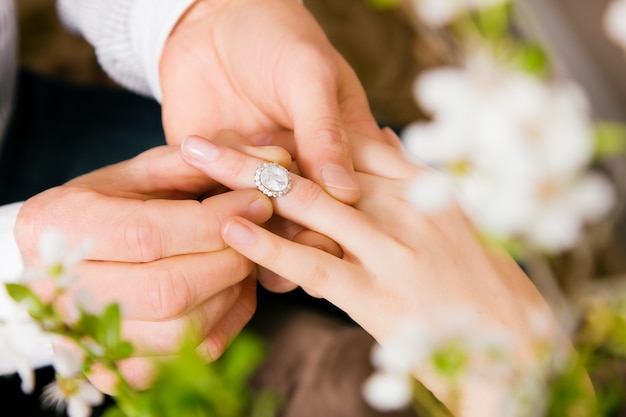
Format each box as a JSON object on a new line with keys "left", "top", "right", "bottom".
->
{"left": 130, "top": 0, "right": 198, "bottom": 101}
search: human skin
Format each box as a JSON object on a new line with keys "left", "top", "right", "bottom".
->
{"left": 160, "top": 0, "right": 386, "bottom": 203}
{"left": 13, "top": 0, "right": 384, "bottom": 390}
{"left": 13, "top": 143, "right": 291, "bottom": 391}
{"left": 179, "top": 130, "right": 569, "bottom": 416}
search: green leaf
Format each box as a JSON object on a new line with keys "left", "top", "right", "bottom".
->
{"left": 101, "top": 405, "right": 130, "bottom": 417}
{"left": 474, "top": 2, "right": 512, "bottom": 39}
{"left": 411, "top": 379, "right": 454, "bottom": 417}
{"left": 219, "top": 332, "right": 267, "bottom": 383}
{"left": 101, "top": 304, "right": 124, "bottom": 350}
{"left": 595, "top": 375, "right": 625, "bottom": 416}
{"left": 365, "top": 0, "right": 402, "bottom": 11}
{"left": 513, "top": 42, "right": 551, "bottom": 77}
{"left": 138, "top": 330, "right": 268, "bottom": 417}
{"left": 5, "top": 282, "right": 37, "bottom": 303}
{"left": 545, "top": 358, "right": 599, "bottom": 417}
{"left": 76, "top": 311, "right": 100, "bottom": 339}
{"left": 4, "top": 283, "right": 52, "bottom": 321}
{"left": 431, "top": 342, "right": 469, "bottom": 378}
{"left": 250, "top": 390, "right": 283, "bottom": 417}
{"left": 593, "top": 122, "right": 626, "bottom": 159}
{"left": 75, "top": 303, "right": 132, "bottom": 361}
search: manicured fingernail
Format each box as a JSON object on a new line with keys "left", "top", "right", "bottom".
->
{"left": 224, "top": 221, "right": 256, "bottom": 245}
{"left": 321, "top": 164, "right": 358, "bottom": 191}
{"left": 181, "top": 136, "right": 220, "bottom": 163}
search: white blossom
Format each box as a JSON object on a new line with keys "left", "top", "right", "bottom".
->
{"left": 39, "top": 229, "right": 71, "bottom": 267}
{"left": 362, "top": 372, "right": 413, "bottom": 411}
{"left": 405, "top": 170, "right": 454, "bottom": 214}
{"left": 402, "top": 55, "right": 613, "bottom": 253}
{"left": 42, "top": 379, "right": 103, "bottom": 417}
{"left": 27, "top": 229, "right": 93, "bottom": 288}
{"left": 604, "top": 0, "right": 626, "bottom": 52}
{"left": 568, "top": 172, "right": 616, "bottom": 223}
{"left": 364, "top": 309, "right": 516, "bottom": 411}
{"left": 0, "top": 288, "right": 52, "bottom": 393}
{"left": 410, "top": 0, "right": 510, "bottom": 27}
{"left": 53, "top": 345, "right": 85, "bottom": 379}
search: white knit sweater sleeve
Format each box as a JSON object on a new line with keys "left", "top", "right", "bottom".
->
{"left": 56, "top": 0, "right": 196, "bottom": 101}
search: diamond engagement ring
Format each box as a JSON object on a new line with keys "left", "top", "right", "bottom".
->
{"left": 254, "top": 162, "right": 292, "bottom": 197}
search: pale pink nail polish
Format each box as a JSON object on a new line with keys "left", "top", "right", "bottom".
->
{"left": 181, "top": 136, "right": 220, "bottom": 163}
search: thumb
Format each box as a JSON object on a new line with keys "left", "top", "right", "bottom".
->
{"left": 287, "top": 69, "right": 360, "bottom": 204}
{"left": 67, "top": 145, "right": 218, "bottom": 199}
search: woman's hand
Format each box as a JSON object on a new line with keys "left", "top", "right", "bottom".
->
{"left": 180, "top": 130, "right": 564, "bottom": 416}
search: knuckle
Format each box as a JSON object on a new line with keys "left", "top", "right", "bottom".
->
{"left": 234, "top": 283, "right": 257, "bottom": 323}
{"left": 213, "top": 248, "right": 254, "bottom": 282}
{"left": 14, "top": 199, "right": 44, "bottom": 258}
{"left": 312, "top": 116, "right": 347, "bottom": 149}
{"left": 120, "top": 209, "right": 164, "bottom": 263}
{"left": 144, "top": 267, "right": 192, "bottom": 320}
{"left": 150, "top": 321, "right": 188, "bottom": 353}
{"left": 212, "top": 144, "right": 250, "bottom": 181}
{"left": 289, "top": 179, "right": 325, "bottom": 210}
{"left": 15, "top": 186, "right": 80, "bottom": 263}
{"left": 202, "top": 333, "right": 228, "bottom": 361}
{"left": 303, "top": 261, "right": 332, "bottom": 291}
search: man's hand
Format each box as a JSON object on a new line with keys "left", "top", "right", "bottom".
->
{"left": 160, "top": 0, "right": 385, "bottom": 203}
{"left": 13, "top": 145, "right": 280, "bottom": 391}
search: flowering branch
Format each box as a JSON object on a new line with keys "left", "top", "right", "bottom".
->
{"left": 2, "top": 230, "right": 275, "bottom": 417}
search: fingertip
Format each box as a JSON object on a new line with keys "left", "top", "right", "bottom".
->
{"left": 222, "top": 218, "right": 258, "bottom": 247}
{"left": 89, "top": 358, "right": 156, "bottom": 394}
{"left": 320, "top": 163, "right": 361, "bottom": 203}
{"left": 381, "top": 126, "right": 405, "bottom": 151}
{"left": 241, "top": 144, "right": 293, "bottom": 169}
{"left": 292, "top": 229, "right": 343, "bottom": 258}
{"left": 257, "top": 268, "right": 299, "bottom": 293}
{"left": 246, "top": 196, "right": 274, "bottom": 223}
{"left": 180, "top": 134, "right": 220, "bottom": 165}
{"left": 250, "top": 131, "right": 298, "bottom": 155}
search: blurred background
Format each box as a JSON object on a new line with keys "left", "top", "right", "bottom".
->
{"left": 17, "top": 0, "right": 113, "bottom": 87}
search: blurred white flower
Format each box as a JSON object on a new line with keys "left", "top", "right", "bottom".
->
{"left": 604, "top": 0, "right": 626, "bottom": 52}
{"left": 403, "top": 55, "right": 614, "bottom": 252}
{"left": 0, "top": 293, "right": 51, "bottom": 393}
{"left": 39, "top": 229, "right": 71, "bottom": 268}
{"left": 42, "top": 378, "right": 103, "bottom": 417}
{"left": 26, "top": 229, "right": 93, "bottom": 288}
{"left": 362, "top": 372, "right": 414, "bottom": 411}
{"left": 410, "top": 0, "right": 509, "bottom": 27}
{"left": 0, "top": 320, "right": 35, "bottom": 393}
{"left": 53, "top": 345, "right": 84, "bottom": 379}
{"left": 569, "top": 172, "right": 617, "bottom": 223}
{"left": 499, "top": 370, "right": 548, "bottom": 417}
{"left": 370, "top": 322, "right": 432, "bottom": 375}
{"left": 364, "top": 309, "right": 516, "bottom": 412}
{"left": 406, "top": 170, "right": 454, "bottom": 214}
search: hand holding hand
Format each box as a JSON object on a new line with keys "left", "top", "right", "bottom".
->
{"left": 14, "top": 144, "right": 284, "bottom": 391}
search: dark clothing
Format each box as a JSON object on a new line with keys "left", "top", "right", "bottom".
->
{"left": 0, "top": 70, "right": 166, "bottom": 205}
